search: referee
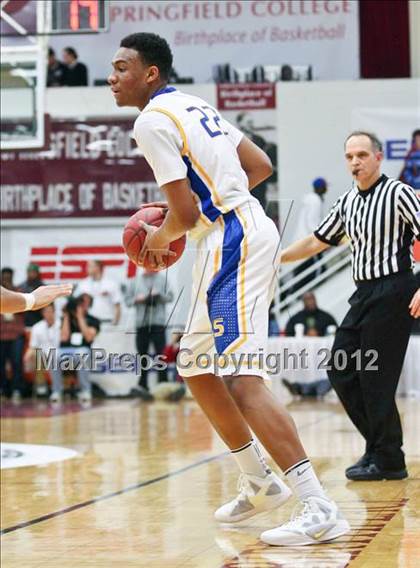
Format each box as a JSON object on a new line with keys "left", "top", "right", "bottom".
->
{"left": 281, "top": 131, "right": 420, "bottom": 481}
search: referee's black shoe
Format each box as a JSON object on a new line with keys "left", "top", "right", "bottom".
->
{"left": 346, "top": 462, "right": 408, "bottom": 481}
{"left": 345, "top": 453, "right": 372, "bottom": 476}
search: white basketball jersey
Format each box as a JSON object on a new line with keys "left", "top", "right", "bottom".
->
{"left": 133, "top": 87, "right": 259, "bottom": 238}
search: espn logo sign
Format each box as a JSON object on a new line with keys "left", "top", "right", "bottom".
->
{"left": 30, "top": 246, "right": 137, "bottom": 280}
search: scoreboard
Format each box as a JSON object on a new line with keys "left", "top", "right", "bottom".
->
{"left": 51, "top": 0, "right": 108, "bottom": 33}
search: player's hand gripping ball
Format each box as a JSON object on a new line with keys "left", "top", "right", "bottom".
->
{"left": 122, "top": 206, "right": 186, "bottom": 271}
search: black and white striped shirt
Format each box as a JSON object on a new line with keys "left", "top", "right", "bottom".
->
{"left": 314, "top": 175, "right": 420, "bottom": 281}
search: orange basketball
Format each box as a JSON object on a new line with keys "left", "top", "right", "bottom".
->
{"left": 122, "top": 206, "right": 186, "bottom": 271}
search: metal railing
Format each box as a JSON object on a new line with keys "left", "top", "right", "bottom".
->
{"left": 272, "top": 245, "right": 352, "bottom": 319}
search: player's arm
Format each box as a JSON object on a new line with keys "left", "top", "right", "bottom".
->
{"left": 0, "top": 284, "right": 72, "bottom": 314}
{"left": 139, "top": 179, "right": 200, "bottom": 268}
{"left": 148, "top": 179, "right": 200, "bottom": 243}
{"left": 0, "top": 286, "right": 27, "bottom": 313}
{"left": 281, "top": 234, "right": 330, "bottom": 263}
{"left": 134, "top": 113, "right": 200, "bottom": 268}
{"left": 236, "top": 136, "right": 273, "bottom": 191}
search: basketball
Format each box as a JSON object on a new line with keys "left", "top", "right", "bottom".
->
{"left": 122, "top": 206, "right": 186, "bottom": 270}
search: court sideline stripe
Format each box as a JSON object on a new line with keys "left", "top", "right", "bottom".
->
{"left": 1, "top": 410, "right": 336, "bottom": 536}
{"left": 0, "top": 451, "right": 229, "bottom": 536}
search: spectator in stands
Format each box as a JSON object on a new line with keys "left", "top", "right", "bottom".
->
{"left": 290, "top": 178, "right": 328, "bottom": 292}
{"left": 47, "top": 47, "right": 66, "bottom": 87}
{"left": 50, "top": 294, "right": 100, "bottom": 404}
{"left": 125, "top": 268, "right": 174, "bottom": 401}
{"left": 24, "top": 304, "right": 60, "bottom": 397}
{"left": 18, "top": 263, "right": 45, "bottom": 327}
{"left": 62, "top": 47, "right": 88, "bottom": 86}
{"left": 399, "top": 129, "right": 420, "bottom": 189}
{"left": 76, "top": 260, "right": 121, "bottom": 325}
{"left": 285, "top": 292, "right": 337, "bottom": 337}
{"left": 0, "top": 268, "right": 25, "bottom": 400}
{"left": 293, "top": 177, "right": 328, "bottom": 240}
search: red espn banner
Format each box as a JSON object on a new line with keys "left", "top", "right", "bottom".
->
{"left": 0, "top": 118, "right": 160, "bottom": 219}
{"left": 29, "top": 245, "right": 137, "bottom": 281}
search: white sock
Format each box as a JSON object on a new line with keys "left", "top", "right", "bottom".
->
{"left": 284, "top": 459, "right": 326, "bottom": 501}
{"left": 231, "top": 439, "right": 271, "bottom": 478}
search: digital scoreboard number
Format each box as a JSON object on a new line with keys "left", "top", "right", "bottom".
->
{"left": 52, "top": 0, "right": 108, "bottom": 33}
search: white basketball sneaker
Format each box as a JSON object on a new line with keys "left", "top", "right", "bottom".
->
{"left": 214, "top": 472, "right": 292, "bottom": 523}
{"left": 260, "top": 495, "right": 350, "bottom": 546}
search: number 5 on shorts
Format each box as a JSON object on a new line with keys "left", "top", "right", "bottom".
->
{"left": 213, "top": 318, "right": 225, "bottom": 337}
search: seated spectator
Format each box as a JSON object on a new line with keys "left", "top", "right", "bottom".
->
{"left": 62, "top": 47, "right": 88, "bottom": 86}
{"left": 76, "top": 260, "right": 121, "bottom": 325}
{"left": 50, "top": 294, "right": 100, "bottom": 404}
{"left": 18, "top": 263, "right": 45, "bottom": 328}
{"left": 47, "top": 47, "right": 66, "bottom": 87}
{"left": 0, "top": 268, "right": 25, "bottom": 400}
{"left": 24, "top": 304, "right": 60, "bottom": 397}
{"left": 285, "top": 292, "right": 337, "bottom": 337}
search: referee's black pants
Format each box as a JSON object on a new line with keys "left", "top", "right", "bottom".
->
{"left": 328, "top": 271, "right": 417, "bottom": 471}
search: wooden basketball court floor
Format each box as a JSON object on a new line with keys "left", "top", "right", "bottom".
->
{"left": 1, "top": 395, "right": 419, "bottom": 567}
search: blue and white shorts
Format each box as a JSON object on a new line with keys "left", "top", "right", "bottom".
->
{"left": 178, "top": 201, "right": 280, "bottom": 380}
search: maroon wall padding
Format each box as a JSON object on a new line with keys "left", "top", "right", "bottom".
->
{"left": 359, "top": 0, "right": 410, "bottom": 78}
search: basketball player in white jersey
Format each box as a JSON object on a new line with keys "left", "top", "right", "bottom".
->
{"left": 109, "top": 33, "right": 349, "bottom": 546}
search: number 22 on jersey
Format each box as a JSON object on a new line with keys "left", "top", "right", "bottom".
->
{"left": 187, "top": 106, "right": 228, "bottom": 138}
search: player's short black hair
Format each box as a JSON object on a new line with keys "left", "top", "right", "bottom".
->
{"left": 345, "top": 131, "right": 383, "bottom": 153}
{"left": 1, "top": 267, "right": 13, "bottom": 276}
{"left": 120, "top": 33, "right": 173, "bottom": 80}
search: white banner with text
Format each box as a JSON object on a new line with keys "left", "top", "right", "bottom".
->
{"left": 50, "top": 0, "right": 360, "bottom": 84}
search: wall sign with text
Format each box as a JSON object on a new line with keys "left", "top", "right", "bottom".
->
{"left": 0, "top": 118, "right": 160, "bottom": 218}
